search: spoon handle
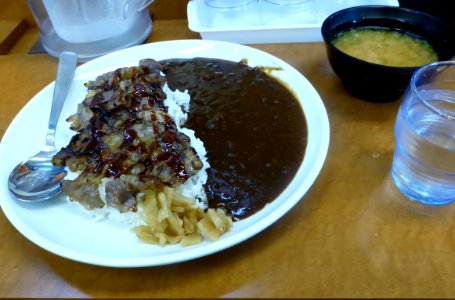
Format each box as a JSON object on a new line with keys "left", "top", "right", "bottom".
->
{"left": 45, "top": 51, "right": 78, "bottom": 150}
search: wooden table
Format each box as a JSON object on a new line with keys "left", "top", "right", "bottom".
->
{"left": 2, "top": 19, "right": 455, "bottom": 298}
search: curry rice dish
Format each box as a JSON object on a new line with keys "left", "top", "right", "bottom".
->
{"left": 52, "top": 58, "right": 307, "bottom": 244}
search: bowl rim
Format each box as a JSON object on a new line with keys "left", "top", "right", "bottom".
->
{"left": 320, "top": 5, "right": 455, "bottom": 71}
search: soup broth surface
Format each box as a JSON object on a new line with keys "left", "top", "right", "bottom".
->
{"left": 332, "top": 28, "right": 438, "bottom": 67}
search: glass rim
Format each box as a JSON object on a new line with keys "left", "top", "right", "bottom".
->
{"left": 263, "top": 0, "right": 311, "bottom": 4}
{"left": 204, "top": 0, "right": 256, "bottom": 8}
{"left": 410, "top": 60, "right": 455, "bottom": 122}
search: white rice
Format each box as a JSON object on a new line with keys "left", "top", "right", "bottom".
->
{"left": 70, "top": 83, "right": 209, "bottom": 225}
{"left": 163, "top": 83, "right": 210, "bottom": 208}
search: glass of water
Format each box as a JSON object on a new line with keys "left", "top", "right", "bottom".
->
{"left": 204, "top": 0, "right": 256, "bottom": 8}
{"left": 391, "top": 61, "right": 455, "bottom": 205}
{"left": 202, "top": 0, "right": 260, "bottom": 28}
{"left": 260, "top": 0, "right": 316, "bottom": 25}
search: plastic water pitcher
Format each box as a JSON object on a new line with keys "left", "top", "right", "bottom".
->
{"left": 28, "top": 0, "right": 154, "bottom": 61}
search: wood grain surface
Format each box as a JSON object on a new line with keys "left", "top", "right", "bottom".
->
{"left": 1, "top": 11, "right": 455, "bottom": 299}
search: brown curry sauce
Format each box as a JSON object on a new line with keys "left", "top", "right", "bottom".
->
{"left": 162, "top": 58, "right": 307, "bottom": 220}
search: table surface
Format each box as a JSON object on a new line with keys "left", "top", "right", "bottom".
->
{"left": 2, "top": 19, "right": 455, "bottom": 298}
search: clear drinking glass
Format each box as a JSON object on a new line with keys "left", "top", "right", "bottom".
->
{"left": 264, "top": 0, "right": 310, "bottom": 4}
{"left": 204, "top": 0, "right": 256, "bottom": 8}
{"left": 202, "top": 0, "right": 260, "bottom": 28}
{"left": 260, "top": 0, "right": 316, "bottom": 25}
{"left": 391, "top": 61, "right": 455, "bottom": 205}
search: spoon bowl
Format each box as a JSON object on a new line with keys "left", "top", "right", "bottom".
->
{"left": 8, "top": 150, "right": 67, "bottom": 201}
{"left": 8, "top": 51, "right": 77, "bottom": 202}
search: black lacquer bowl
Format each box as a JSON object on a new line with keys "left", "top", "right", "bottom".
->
{"left": 321, "top": 5, "right": 455, "bottom": 102}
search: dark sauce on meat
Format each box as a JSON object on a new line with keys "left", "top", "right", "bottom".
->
{"left": 162, "top": 58, "right": 307, "bottom": 220}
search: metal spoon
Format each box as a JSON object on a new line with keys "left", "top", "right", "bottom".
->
{"left": 8, "top": 51, "right": 78, "bottom": 202}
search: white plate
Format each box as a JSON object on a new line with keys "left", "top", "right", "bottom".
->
{"left": 0, "top": 40, "right": 329, "bottom": 267}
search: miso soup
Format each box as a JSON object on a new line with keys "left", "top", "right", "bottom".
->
{"left": 332, "top": 28, "right": 438, "bottom": 67}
